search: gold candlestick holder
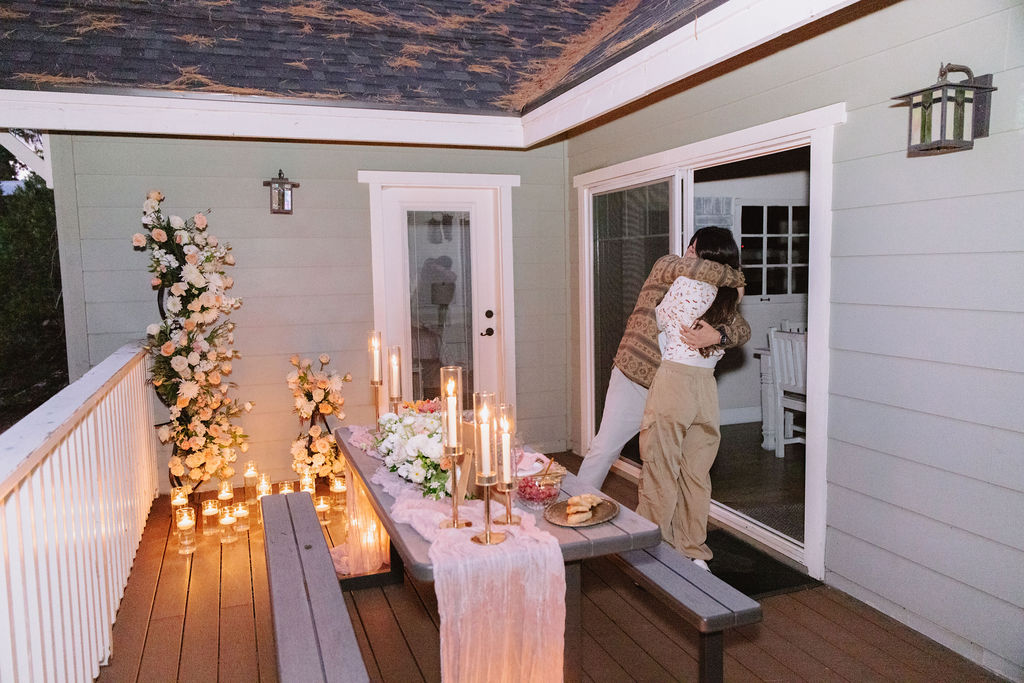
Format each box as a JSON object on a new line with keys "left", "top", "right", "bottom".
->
{"left": 441, "top": 449, "right": 471, "bottom": 529}
{"left": 471, "top": 391, "right": 504, "bottom": 545}
{"left": 440, "top": 365, "right": 470, "bottom": 529}
{"left": 471, "top": 479, "right": 505, "bottom": 545}
{"left": 371, "top": 381, "right": 382, "bottom": 423}
{"left": 493, "top": 482, "right": 521, "bottom": 526}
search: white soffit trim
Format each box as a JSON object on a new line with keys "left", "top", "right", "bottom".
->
{"left": 357, "top": 170, "right": 520, "bottom": 188}
{"left": 522, "top": 0, "right": 858, "bottom": 147}
{"left": 0, "top": 89, "right": 524, "bottom": 148}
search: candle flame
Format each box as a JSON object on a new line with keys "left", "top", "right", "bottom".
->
{"left": 480, "top": 405, "right": 489, "bottom": 421}
{"left": 500, "top": 416, "right": 510, "bottom": 433}
{"left": 371, "top": 336, "right": 379, "bottom": 350}
{"left": 391, "top": 354, "right": 399, "bottom": 368}
{"left": 446, "top": 378, "right": 456, "bottom": 396}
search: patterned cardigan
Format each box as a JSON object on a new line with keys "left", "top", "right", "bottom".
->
{"left": 612, "top": 254, "right": 750, "bottom": 389}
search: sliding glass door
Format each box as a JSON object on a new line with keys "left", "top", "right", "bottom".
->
{"left": 591, "top": 179, "right": 671, "bottom": 464}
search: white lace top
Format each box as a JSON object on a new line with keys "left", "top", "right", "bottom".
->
{"left": 656, "top": 275, "right": 724, "bottom": 368}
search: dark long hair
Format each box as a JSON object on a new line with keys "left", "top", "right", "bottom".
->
{"left": 690, "top": 227, "right": 740, "bottom": 329}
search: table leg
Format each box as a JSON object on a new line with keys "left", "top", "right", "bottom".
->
{"left": 564, "top": 560, "right": 582, "bottom": 683}
{"left": 698, "top": 631, "right": 724, "bottom": 683}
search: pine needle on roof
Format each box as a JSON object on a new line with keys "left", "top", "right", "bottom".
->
{"left": 0, "top": 8, "right": 28, "bottom": 20}
{"left": 467, "top": 63, "right": 499, "bottom": 75}
{"left": 285, "top": 60, "right": 310, "bottom": 70}
{"left": 387, "top": 56, "right": 421, "bottom": 70}
{"left": 175, "top": 34, "right": 216, "bottom": 48}
{"left": 14, "top": 72, "right": 103, "bottom": 87}
{"left": 73, "top": 12, "right": 126, "bottom": 35}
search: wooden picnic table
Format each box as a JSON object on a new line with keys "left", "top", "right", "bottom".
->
{"left": 336, "top": 427, "right": 662, "bottom": 682}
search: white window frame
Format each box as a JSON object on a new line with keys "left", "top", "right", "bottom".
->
{"left": 734, "top": 198, "right": 810, "bottom": 304}
{"left": 573, "top": 103, "right": 846, "bottom": 579}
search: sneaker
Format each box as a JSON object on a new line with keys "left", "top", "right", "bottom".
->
{"left": 692, "top": 558, "right": 710, "bottom": 571}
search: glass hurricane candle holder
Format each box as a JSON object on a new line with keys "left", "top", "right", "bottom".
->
{"left": 300, "top": 473, "right": 315, "bottom": 495}
{"left": 493, "top": 403, "right": 520, "bottom": 526}
{"left": 176, "top": 506, "right": 197, "bottom": 555}
{"left": 219, "top": 507, "right": 238, "bottom": 544}
{"left": 329, "top": 474, "right": 347, "bottom": 510}
{"left": 217, "top": 481, "right": 234, "bottom": 503}
{"left": 388, "top": 345, "right": 403, "bottom": 412}
{"left": 243, "top": 461, "right": 259, "bottom": 506}
{"left": 278, "top": 480, "right": 295, "bottom": 495}
{"left": 232, "top": 502, "right": 250, "bottom": 533}
{"left": 315, "top": 496, "right": 331, "bottom": 526}
{"left": 171, "top": 486, "right": 189, "bottom": 511}
{"left": 472, "top": 392, "right": 504, "bottom": 545}
{"left": 201, "top": 499, "right": 220, "bottom": 536}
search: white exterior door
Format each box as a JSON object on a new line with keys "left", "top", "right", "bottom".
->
{"left": 361, "top": 172, "right": 519, "bottom": 406}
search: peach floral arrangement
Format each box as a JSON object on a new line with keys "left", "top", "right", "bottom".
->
{"left": 132, "top": 190, "right": 252, "bottom": 492}
{"left": 287, "top": 353, "right": 352, "bottom": 476}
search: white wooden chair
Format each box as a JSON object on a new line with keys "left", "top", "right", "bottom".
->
{"left": 767, "top": 327, "right": 807, "bottom": 459}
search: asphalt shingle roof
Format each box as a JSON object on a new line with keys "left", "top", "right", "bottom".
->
{"left": 0, "top": 0, "right": 726, "bottom": 116}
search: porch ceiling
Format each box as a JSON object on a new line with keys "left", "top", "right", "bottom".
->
{"left": 0, "top": 0, "right": 726, "bottom": 116}
{"left": 0, "top": 0, "right": 858, "bottom": 147}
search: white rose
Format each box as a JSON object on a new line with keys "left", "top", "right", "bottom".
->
{"left": 187, "top": 351, "right": 201, "bottom": 366}
{"left": 157, "top": 425, "right": 171, "bottom": 442}
{"left": 170, "top": 356, "right": 189, "bottom": 373}
{"left": 405, "top": 434, "right": 431, "bottom": 460}
{"left": 169, "top": 215, "right": 185, "bottom": 229}
{"left": 146, "top": 323, "right": 160, "bottom": 337}
{"left": 142, "top": 199, "right": 159, "bottom": 214}
{"left": 408, "top": 463, "right": 426, "bottom": 483}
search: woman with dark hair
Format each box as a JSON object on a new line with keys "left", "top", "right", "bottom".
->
{"left": 636, "top": 226, "right": 742, "bottom": 570}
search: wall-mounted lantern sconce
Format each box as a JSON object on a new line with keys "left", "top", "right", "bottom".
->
{"left": 893, "top": 63, "right": 996, "bottom": 157}
{"left": 262, "top": 170, "right": 299, "bottom": 214}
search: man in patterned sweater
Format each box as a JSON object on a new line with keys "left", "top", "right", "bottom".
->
{"left": 576, "top": 252, "right": 749, "bottom": 489}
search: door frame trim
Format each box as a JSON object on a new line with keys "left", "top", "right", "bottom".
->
{"left": 572, "top": 103, "right": 846, "bottom": 579}
{"left": 359, "top": 171, "right": 521, "bottom": 406}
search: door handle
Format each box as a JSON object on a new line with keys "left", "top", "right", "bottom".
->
{"left": 480, "top": 328, "right": 494, "bottom": 337}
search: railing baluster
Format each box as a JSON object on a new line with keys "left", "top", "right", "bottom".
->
{"left": 0, "top": 345, "right": 157, "bottom": 680}
{"left": 0, "top": 501, "right": 21, "bottom": 681}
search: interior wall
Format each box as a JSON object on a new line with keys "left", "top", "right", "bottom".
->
{"left": 565, "top": 0, "right": 1024, "bottom": 677}
{"left": 51, "top": 135, "right": 570, "bottom": 484}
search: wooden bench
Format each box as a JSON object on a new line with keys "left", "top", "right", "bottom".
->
{"left": 262, "top": 492, "right": 369, "bottom": 683}
{"left": 610, "top": 541, "right": 763, "bottom": 683}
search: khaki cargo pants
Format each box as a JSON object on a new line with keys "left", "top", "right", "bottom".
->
{"left": 637, "top": 360, "right": 720, "bottom": 561}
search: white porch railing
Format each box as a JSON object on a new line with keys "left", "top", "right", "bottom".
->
{"left": 0, "top": 343, "right": 158, "bottom": 682}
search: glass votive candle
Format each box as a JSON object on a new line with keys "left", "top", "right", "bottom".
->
{"left": 201, "top": 499, "right": 220, "bottom": 536}
{"left": 232, "top": 502, "right": 250, "bottom": 533}
{"left": 300, "top": 474, "right": 315, "bottom": 495}
{"left": 243, "top": 461, "right": 259, "bottom": 506}
{"left": 278, "top": 480, "right": 295, "bottom": 495}
{"left": 258, "top": 473, "right": 272, "bottom": 489}
{"left": 219, "top": 507, "right": 238, "bottom": 544}
{"left": 171, "top": 486, "right": 189, "bottom": 510}
{"left": 176, "top": 506, "right": 197, "bottom": 554}
{"left": 256, "top": 481, "right": 273, "bottom": 501}
{"left": 217, "top": 480, "right": 234, "bottom": 503}
{"left": 314, "top": 495, "right": 331, "bottom": 525}
{"left": 329, "top": 474, "right": 347, "bottom": 510}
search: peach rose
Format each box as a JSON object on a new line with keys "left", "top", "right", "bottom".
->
{"left": 185, "top": 252, "right": 199, "bottom": 265}
{"left": 319, "top": 353, "right": 330, "bottom": 365}
{"left": 151, "top": 277, "right": 162, "bottom": 288}
{"left": 223, "top": 253, "right": 235, "bottom": 266}
{"left": 183, "top": 319, "right": 196, "bottom": 331}
{"left": 193, "top": 214, "right": 207, "bottom": 229}
{"left": 318, "top": 403, "right": 333, "bottom": 415}
{"left": 170, "top": 282, "right": 187, "bottom": 296}
{"left": 151, "top": 228, "right": 168, "bottom": 242}
{"left": 160, "top": 341, "right": 176, "bottom": 356}
{"left": 132, "top": 233, "right": 146, "bottom": 247}
{"left": 176, "top": 396, "right": 190, "bottom": 408}
{"left": 208, "top": 371, "right": 221, "bottom": 385}
{"left": 147, "top": 190, "right": 164, "bottom": 202}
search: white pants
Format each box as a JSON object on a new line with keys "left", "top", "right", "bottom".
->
{"left": 576, "top": 366, "right": 648, "bottom": 489}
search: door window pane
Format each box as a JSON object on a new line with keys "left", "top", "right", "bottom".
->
{"left": 741, "top": 205, "right": 763, "bottom": 234}
{"left": 766, "top": 206, "right": 789, "bottom": 234}
{"left": 593, "top": 180, "right": 670, "bottom": 463}
{"left": 408, "top": 211, "right": 472, "bottom": 403}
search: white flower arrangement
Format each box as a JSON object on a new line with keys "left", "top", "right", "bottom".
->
{"left": 287, "top": 354, "right": 353, "bottom": 477}
{"left": 133, "top": 190, "right": 252, "bottom": 493}
{"left": 374, "top": 400, "right": 450, "bottom": 499}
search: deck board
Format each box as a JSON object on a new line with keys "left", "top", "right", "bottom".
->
{"left": 178, "top": 506, "right": 222, "bottom": 683}
{"left": 98, "top": 494, "right": 1006, "bottom": 683}
{"left": 97, "top": 496, "right": 171, "bottom": 682}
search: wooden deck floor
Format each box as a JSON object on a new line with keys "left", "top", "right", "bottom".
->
{"left": 98, "top": 491, "right": 1004, "bottom": 683}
